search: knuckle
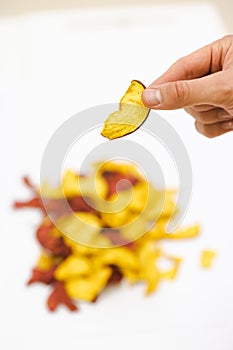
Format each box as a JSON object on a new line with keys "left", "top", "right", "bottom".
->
{"left": 192, "top": 104, "right": 214, "bottom": 112}
{"left": 227, "top": 108, "right": 233, "bottom": 116}
{"left": 195, "top": 113, "right": 211, "bottom": 124}
{"left": 203, "top": 125, "right": 215, "bottom": 138}
{"left": 174, "top": 57, "right": 195, "bottom": 80}
{"left": 195, "top": 121, "right": 203, "bottom": 134}
{"left": 218, "top": 80, "right": 233, "bottom": 106}
{"left": 172, "top": 80, "right": 190, "bottom": 105}
{"left": 195, "top": 122, "right": 215, "bottom": 138}
{"left": 210, "top": 70, "right": 233, "bottom": 107}
{"left": 184, "top": 107, "right": 193, "bottom": 116}
{"left": 182, "top": 61, "right": 195, "bottom": 80}
{"left": 192, "top": 111, "right": 204, "bottom": 123}
{"left": 204, "top": 130, "right": 215, "bottom": 138}
{"left": 185, "top": 108, "right": 209, "bottom": 124}
{"left": 222, "top": 34, "right": 233, "bottom": 44}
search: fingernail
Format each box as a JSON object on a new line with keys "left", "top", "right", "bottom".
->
{"left": 222, "top": 121, "right": 233, "bottom": 130}
{"left": 143, "top": 88, "right": 162, "bottom": 106}
{"left": 218, "top": 110, "right": 232, "bottom": 120}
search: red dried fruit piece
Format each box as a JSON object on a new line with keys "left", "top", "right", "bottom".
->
{"left": 13, "top": 197, "right": 60, "bottom": 217}
{"left": 102, "top": 171, "right": 139, "bottom": 197}
{"left": 36, "top": 223, "right": 71, "bottom": 257}
{"left": 14, "top": 197, "right": 71, "bottom": 218}
{"left": 22, "top": 176, "right": 37, "bottom": 191}
{"left": 108, "top": 265, "right": 123, "bottom": 285}
{"left": 14, "top": 193, "right": 96, "bottom": 219}
{"left": 43, "top": 198, "right": 71, "bottom": 219}
{"left": 101, "top": 228, "right": 131, "bottom": 246}
{"left": 42, "top": 196, "right": 98, "bottom": 219}
{"left": 68, "top": 196, "right": 97, "bottom": 215}
{"left": 47, "top": 282, "right": 78, "bottom": 312}
{"left": 14, "top": 176, "right": 98, "bottom": 220}
{"left": 14, "top": 197, "right": 43, "bottom": 210}
{"left": 27, "top": 266, "right": 56, "bottom": 285}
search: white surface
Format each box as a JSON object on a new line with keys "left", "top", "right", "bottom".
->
{"left": 1, "top": 3, "right": 233, "bottom": 350}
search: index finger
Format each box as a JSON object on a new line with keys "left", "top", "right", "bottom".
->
{"left": 149, "top": 37, "right": 226, "bottom": 87}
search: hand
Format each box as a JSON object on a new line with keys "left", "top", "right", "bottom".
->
{"left": 142, "top": 35, "right": 233, "bottom": 138}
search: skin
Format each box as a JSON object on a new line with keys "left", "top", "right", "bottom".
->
{"left": 142, "top": 35, "right": 233, "bottom": 138}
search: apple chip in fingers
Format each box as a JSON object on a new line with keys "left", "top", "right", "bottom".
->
{"left": 101, "top": 80, "right": 150, "bottom": 140}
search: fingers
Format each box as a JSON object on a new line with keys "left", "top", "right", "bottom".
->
{"left": 195, "top": 120, "right": 233, "bottom": 138}
{"left": 147, "top": 35, "right": 232, "bottom": 87}
{"left": 186, "top": 105, "right": 233, "bottom": 137}
{"left": 150, "top": 45, "right": 212, "bottom": 85}
{"left": 142, "top": 35, "right": 233, "bottom": 138}
{"left": 142, "top": 71, "right": 231, "bottom": 109}
{"left": 185, "top": 107, "right": 233, "bottom": 124}
{"left": 188, "top": 104, "right": 216, "bottom": 112}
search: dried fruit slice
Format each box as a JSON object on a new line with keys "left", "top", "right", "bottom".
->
{"left": 101, "top": 80, "right": 150, "bottom": 139}
{"left": 200, "top": 250, "right": 216, "bottom": 268}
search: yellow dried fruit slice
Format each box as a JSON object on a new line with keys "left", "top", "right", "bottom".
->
{"left": 65, "top": 267, "right": 112, "bottom": 301}
{"left": 94, "top": 160, "right": 144, "bottom": 179}
{"left": 36, "top": 252, "right": 61, "bottom": 271}
{"left": 57, "top": 212, "right": 102, "bottom": 245}
{"left": 97, "top": 247, "right": 139, "bottom": 270}
{"left": 101, "top": 80, "right": 150, "bottom": 139}
{"left": 200, "top": 250, "right": 216, "bottom": 268}
{"left": 163, "top": 225, "right": 200, "bottom": 240}
{"left": 54, "top": 256, "right": 92, "bottom": 280}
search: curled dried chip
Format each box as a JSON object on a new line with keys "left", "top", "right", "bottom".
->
{"left": 101, "top": 80, "right": 150, "bottom": 139}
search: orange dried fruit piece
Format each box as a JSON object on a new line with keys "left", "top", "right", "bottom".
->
{"left": 101, "top": 80, "right": 150, "bottom": 139}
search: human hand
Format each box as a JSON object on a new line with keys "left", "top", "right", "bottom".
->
{"left": 142, "top": 35, "right": 233, "bottom": 138}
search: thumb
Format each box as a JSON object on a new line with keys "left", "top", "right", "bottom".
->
{"left": 142, "top": 72, "right": 224, "bottom": 110}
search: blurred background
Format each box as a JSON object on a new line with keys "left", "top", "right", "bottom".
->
{"left": 0, "top": 0, "right": 233, "bottom": 32}
{"left": 1, "top": 1, "right": 233, "bottom": 350}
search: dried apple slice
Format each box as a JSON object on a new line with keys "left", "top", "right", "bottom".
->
{"left": 101, "top": 80, "right": 150, "bottom": 139}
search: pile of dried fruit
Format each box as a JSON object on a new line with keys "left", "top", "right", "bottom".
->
{"left": 14, "top": 161, "right": 200, "bottom": 312}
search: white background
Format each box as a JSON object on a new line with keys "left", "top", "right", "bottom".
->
{"left": 1, "top": 3, "right": 233, "bottom": 350}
